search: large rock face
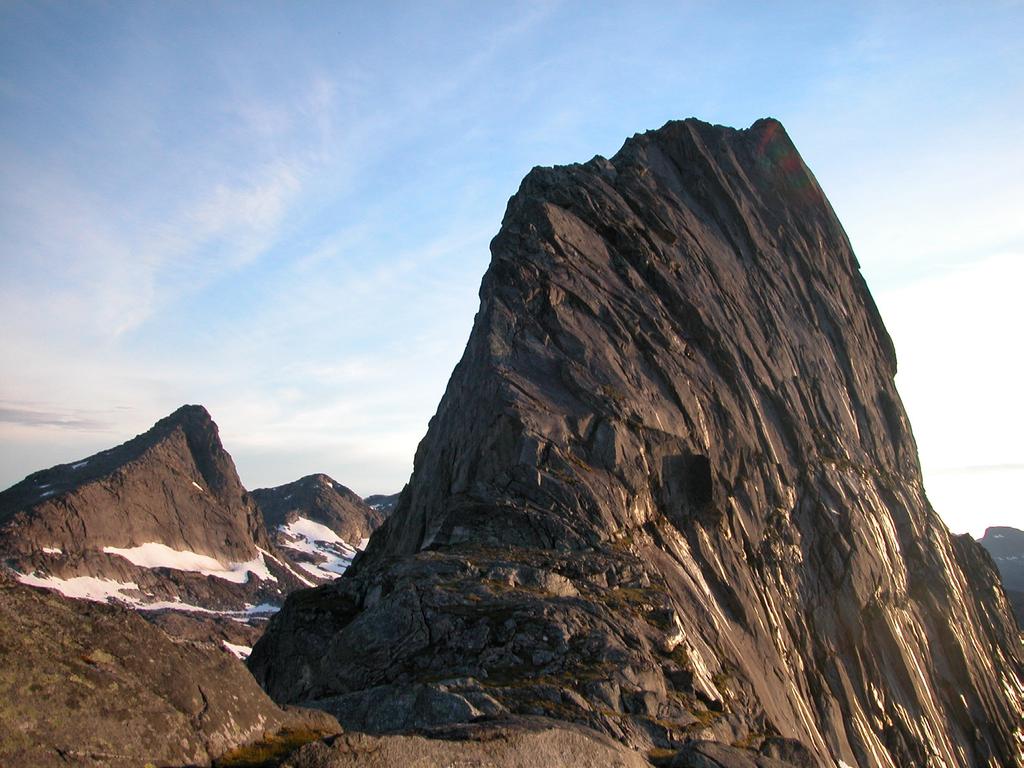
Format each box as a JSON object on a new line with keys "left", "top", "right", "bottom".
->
{"left": 281, "top": 717, "right": 652, "bottom": 768}
{"left": 0, "top": 573, "right": 338, "bottom": 768}
{"left": 250, "top": 118, "right": 1024, "bottom": 767}
{"left": 0, "top": 405, "right": 312, "bottom": 616}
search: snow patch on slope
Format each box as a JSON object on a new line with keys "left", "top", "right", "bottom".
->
{"left": 276, "top": 516, "right": 361, "bottom": 580}
{"left": 223, "top": 641, "right": 253, "bottom": 659}
{"left": 258, "top": 546, "right": 315, "bottom": 588}
{"left": 16, "top": 571, "right": 282, "bottom": 617}
{"left": 17, "top": 573, "right": 142, "bottom": 603}
{"left": 102, "top": 542, "right": 276, "bottom": 584}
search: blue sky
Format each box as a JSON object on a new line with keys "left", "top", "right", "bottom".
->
{"left": 1, "top": 1, "right": 1021, "bottom": 536}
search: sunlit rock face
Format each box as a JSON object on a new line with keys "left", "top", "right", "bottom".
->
{"left": 251, "top": 118, "right": 1024, "bottom": 767}
{"left": 0, "top": 405, "right": 311, "bottom": 615}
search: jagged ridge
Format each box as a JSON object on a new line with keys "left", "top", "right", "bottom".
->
{"left": 0, "top": 405, "right": 309, "bottom": 613}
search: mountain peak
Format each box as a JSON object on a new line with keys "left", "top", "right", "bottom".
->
{"left": 251, "top": 117, "right": 1023, "bottom": 767}
{"left": 980, "top": 525, "right": 1023, "bottom": 540}
{"left": 251, "top": 473, "right": 382, "bottom": 544}
{"left": 153, "top": 403, "right": 216, "bottom": 436}
{"left": 0, "top": 406, "right": 312, "bottom": 614}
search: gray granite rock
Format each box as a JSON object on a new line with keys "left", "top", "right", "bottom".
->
{"left": 282, "top": 716, "right": 651, "bottom": 768}
{"left": 0, "top": 572, "right": 338, "bottom": 767}
{"left": 253, "top": 473, "right": 386, "bottom": 548}
{"left": 252, "top": 118, "right": 1024, "bottom": 766}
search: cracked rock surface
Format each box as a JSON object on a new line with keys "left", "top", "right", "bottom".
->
{"left": 0, "top": 572, "right": 338, "bottom": 768}
{"left": 251, "top": 118, "right": 1024, "bottom": 766}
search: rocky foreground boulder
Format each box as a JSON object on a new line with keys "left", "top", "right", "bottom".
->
{"left": 0, "top": 572, "right": 338, "bottom": 767}
{"left": 0, "top": 405, "right": 313, "bottom": 618}
{"left": 282, "top": 717, "right": 651, "bottom": 768}
{"left": 251, "top": 118, "right": 1024, "bottom": 767}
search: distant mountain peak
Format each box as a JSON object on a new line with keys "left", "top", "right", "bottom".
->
{"left": 0, "top": 405, "right": 311, "bottom": 616}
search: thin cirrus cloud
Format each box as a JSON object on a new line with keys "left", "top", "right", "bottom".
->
{"left": 0, "top": 82, "right": 334, "bottom": 341}
{"left": 0, "top": 405, "right": 113, "bottom": 433}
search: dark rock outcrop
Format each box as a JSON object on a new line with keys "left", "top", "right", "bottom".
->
{"left": 979, "top": 526, "right": 1024, "bottom": 624}
{"left": 147, "top": 608, "right": 265, "bottom": 651}
{"left": 657, "top": 739, "right": 814, "bottom": 767}
{"left": 250, "top": 118, "right": 1024, "bottom": 766}
{"left": 0, "top": 572, "right": 338, "bottom": 768}
{"left": 0, "top": 405, "right": 312, "bottom": 615}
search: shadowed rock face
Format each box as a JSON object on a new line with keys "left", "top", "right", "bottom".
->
{"left": 282, "top": 717, "right": 652, "bottom": 768}
{"left": 250, "top": 118, "right": 1024, "bottom": 766}
{"left": 0, "top": 405, "right": 310, "bottom": 613}
{"left": 0, "top": 573, "right": 338, "bottom": 768}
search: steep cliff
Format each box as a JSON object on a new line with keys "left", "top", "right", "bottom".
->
{"left": 250, "top": 118, "right": 1024, "bottom": 767}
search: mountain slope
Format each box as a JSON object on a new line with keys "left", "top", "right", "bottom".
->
{"left": 250, "top": 118, "right": 1024, "bottom": 767}
{"left": 364, "top": 492, "right": 401, "bottom": 515}
{"left": 0, "top": 572, "right": 338, "bottom": 767}
{"left": 979, "top": 526, "right": 1024, "bottom": 623}
{"left": 0, "top": 405, "right": 311, "bottom": 615}
{"left": 253, "top": 474, "right": 385, "bottom": 581}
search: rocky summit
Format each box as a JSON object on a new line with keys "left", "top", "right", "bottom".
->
{"left": 253, "top": 473, "right": 386, "bottom": 582}
{"left": 364, "top": 491, "right": 401, "bottom": 516}
{"left": 0, "top": 404, "right": 313, "bottom": 618}
{"left": 250, "top": 118, "right": 1024, "bottom": 767}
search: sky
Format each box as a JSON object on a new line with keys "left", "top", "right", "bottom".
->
{"left": 0, "top": 1, "right": 1021, "bottom": 537}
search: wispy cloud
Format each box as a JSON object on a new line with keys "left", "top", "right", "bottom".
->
{"left": 0, "top": 404, "right": 113, "bottom": 432}
{"left": 1, "top": 1, "right": 1021, "bottom": 518}
{"left": 0, "top": 74, "right": 345, "bottom": 340}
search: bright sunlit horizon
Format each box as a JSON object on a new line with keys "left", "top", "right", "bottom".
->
{"left": 1, "top": 2, "right": 1021, "bottom": 537}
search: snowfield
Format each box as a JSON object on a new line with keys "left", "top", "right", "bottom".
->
{"left": 16, "top": 571, "right": 281, "bottom": 617}
{"left": 277, "top": 516, "right": 362, "bottom": 581}
{"left": 102, "top": 542, "right": 277, "bottom": 584}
